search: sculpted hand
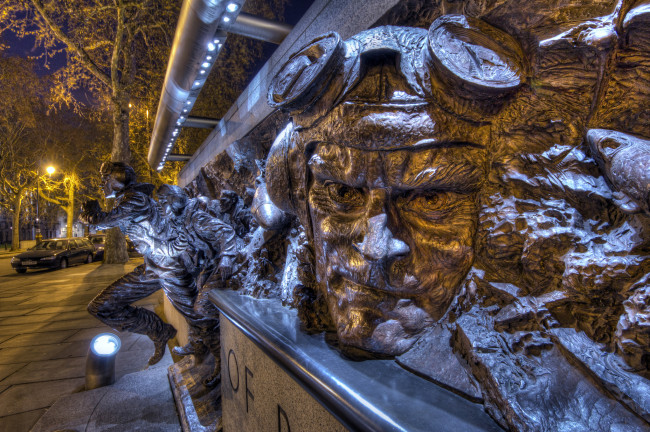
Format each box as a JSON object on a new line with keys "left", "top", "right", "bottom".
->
{"left": 218, "top": 256, "right": 233, "bottom": 280}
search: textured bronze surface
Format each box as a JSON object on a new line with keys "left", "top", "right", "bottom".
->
{"left": 261, "top": 4, "right": 650, "bottom": 430}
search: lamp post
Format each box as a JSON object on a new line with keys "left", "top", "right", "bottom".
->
{"left": 35, "top": 165, "right": 56, "bottom": 242}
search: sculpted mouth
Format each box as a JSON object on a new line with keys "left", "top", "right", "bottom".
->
{"left": 329, "top": 264, "right": 421, "bottom": 297}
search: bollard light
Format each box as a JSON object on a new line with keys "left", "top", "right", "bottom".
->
{"left": 85, "top": 333, "right": 121, "bottom": 390}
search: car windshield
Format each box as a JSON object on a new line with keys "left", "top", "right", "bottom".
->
{"left": 33, "top": 240, "right": 68, "bottom": 250}
{"left": 91, "top": 237, "right": 104, "bottom": 244}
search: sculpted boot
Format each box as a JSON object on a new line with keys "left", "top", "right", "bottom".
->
{"left": 172, "top": 340, "right": 208, "bottom": 362}
{"left": 203, "top": 359, "right": 221, "bottom": 388}
{"left": 148, "top": 323, "right": 177, "bottom": 366}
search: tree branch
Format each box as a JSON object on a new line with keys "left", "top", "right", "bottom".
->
{"left": 29, "top": 0, "right": 111, "bottom": 87}
{"left": 38, "top": 189, "right": 63, "bottom": 206}
{"left": 111, "top": 1, "right": 127, "bottom": 96}
{"left": 84, "top": 40, "right": 112, "bottom": 51}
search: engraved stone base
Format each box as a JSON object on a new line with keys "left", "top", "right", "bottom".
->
{"left": 168, "top": 355, "right": 222, "bottom": 432}
{"left": 220, "top": 315, "right": 346, "bottom": 432}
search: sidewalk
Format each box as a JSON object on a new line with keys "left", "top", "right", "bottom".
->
{"left": 0, "top": 258, "right": 180, "bottom": 431}
{"left": 0, "top": 249, "right": 21, "bottom": 259}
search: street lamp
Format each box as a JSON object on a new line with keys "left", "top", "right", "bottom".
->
{"left": 35, "top": 165, "right": 56, "bottom": 242}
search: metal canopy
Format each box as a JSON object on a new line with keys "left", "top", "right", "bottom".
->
{"left": 148, "top": 0, "right": 291, "bottom": 170}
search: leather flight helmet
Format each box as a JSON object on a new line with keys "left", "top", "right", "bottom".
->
{"left": 100, "top": 162, "right": 137, "bottom": 188}
{"left": 265, "top": 15, "right": 526, "bottom": 224}
{"left": 157, "top": 184, "right": 188, "bottom": 215}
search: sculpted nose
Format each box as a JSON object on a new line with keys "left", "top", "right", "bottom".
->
{"left": 354, "top": 213, "right": 410, "bottom": 262}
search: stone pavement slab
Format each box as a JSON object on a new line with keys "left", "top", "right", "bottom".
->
{"left": 0, "top": 356, "right": 87, "bottom": 385}
{"left": 30, "top": 350, "right": 180, "bottom": 432}
{"left": 0, "top": 312, "right": 60, "bottom": 326}
{"left": 0, "top": 377, "right": 85, "bottom": 417}
{"left": 0, "top": 344, "right": 74, "bottom": 364}
{"left": 0, "top": 308, "right": 37, "bottom": 318}
{"left": 0, "top": 364, "right": 25, "bottom": 381}
{"left": 0, "top": 329, "right": 77, "bottom": 348}
{"left": 39, "top": 317, "right": 106, "bottom": 332}
{"left": 0, "top": 322, "right": 47, "bottom": 335}
{"left": 0, "top": 408, "right": 47, "bottom": 432}
{"left": 0, "top": 310, "right": 92, "bottom": 326}
{"left": 29, "top": 305, "right": 84, "bottom": 315}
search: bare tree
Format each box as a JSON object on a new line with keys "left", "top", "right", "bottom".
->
{"left": 0, "top": 123, "right": 37, "bottom": 250}
{"left": 0, "top": 56, "right": 48, "bottom": 249}
{"left": 1, "top": 0, "right": 180, "bottom": 262}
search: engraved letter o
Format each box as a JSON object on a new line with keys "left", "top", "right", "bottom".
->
{"left": 228, "top": 349, "right": 239, "bottom": 392}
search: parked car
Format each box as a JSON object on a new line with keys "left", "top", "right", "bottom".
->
{"left": 87, "top": 233, "right": 139, "bottom": 260}
{"left": 11, "top": 238, "right": 95, "bottom": 273}
{"left": 88, "top": 234, "right": 106, "bottom": 261}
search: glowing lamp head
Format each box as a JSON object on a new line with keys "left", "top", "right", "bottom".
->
{"left": 227, "top": 3, "right": 239, "bottom": 12}
{"left": 46, "top": 166, "right": 55, "bottom": 175}
{"left": 90, "top": 333, "right": 121, "bottom": 356}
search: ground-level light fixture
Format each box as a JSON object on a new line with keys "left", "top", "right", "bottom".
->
{"left": 85, "top": 333, "right": 121, "bottom": 390}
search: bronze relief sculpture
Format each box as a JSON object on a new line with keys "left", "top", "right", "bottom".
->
{"left": 261, "top": 4, "right": 650, "bottom": 430}
{"left": 82, "top": 163, "right": 237, "bottom": 387}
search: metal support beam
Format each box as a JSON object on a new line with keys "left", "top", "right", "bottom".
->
{"left": 184, "top": 116, "right": 221, "bottom": 129}
{"left": 230, "top": 13, "right": 292, "bottom": 44}
{"left": 167, "top": 154, "right": 193, "bottom": 162}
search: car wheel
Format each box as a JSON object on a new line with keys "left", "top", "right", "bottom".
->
{"left": 86, "top": 254, "right": 93, "bottom": 264}
{"left": 59, "top": 258, "right": 68, "bottom": 270}
{"left": 15, "top": 269, "right": 26, "bottom": 274}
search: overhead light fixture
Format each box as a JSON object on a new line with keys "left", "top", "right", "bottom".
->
{"left": 206, "top": 56, "right": 212, "bottom": 60}
{"left": 186, "top": 101, "right": 192, "bottom": 105}
{"left": 200, "top": 70, "right": 206, "bottom": 74}
{"left": 208, "top": 42, "right": 216, "bottom": 51}
{"left": 223, "top": 16, "right": 231, "bottom": 23}
{"left": 202, "top": 62, "right": 210, "bottom": 68}
{"left": 227, "top": 3, "right": 239, "bottom": 12}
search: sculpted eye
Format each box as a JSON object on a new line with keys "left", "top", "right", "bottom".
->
{"left": 399, "top": 190, "right": 457, "bottom": 218}
{"left": 326, "top": 182, "right": 365, "bottom": 210}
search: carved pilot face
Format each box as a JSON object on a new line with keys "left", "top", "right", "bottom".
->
{"left": 306, "top": 106, "right": 485, "bottom": 355}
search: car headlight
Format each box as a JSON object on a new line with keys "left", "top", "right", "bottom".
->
{"left": 11, "top": 257, "right": 19, "bottom": 263}
{"left": 40, "top": 256, "right": 57, "bottom": 261}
